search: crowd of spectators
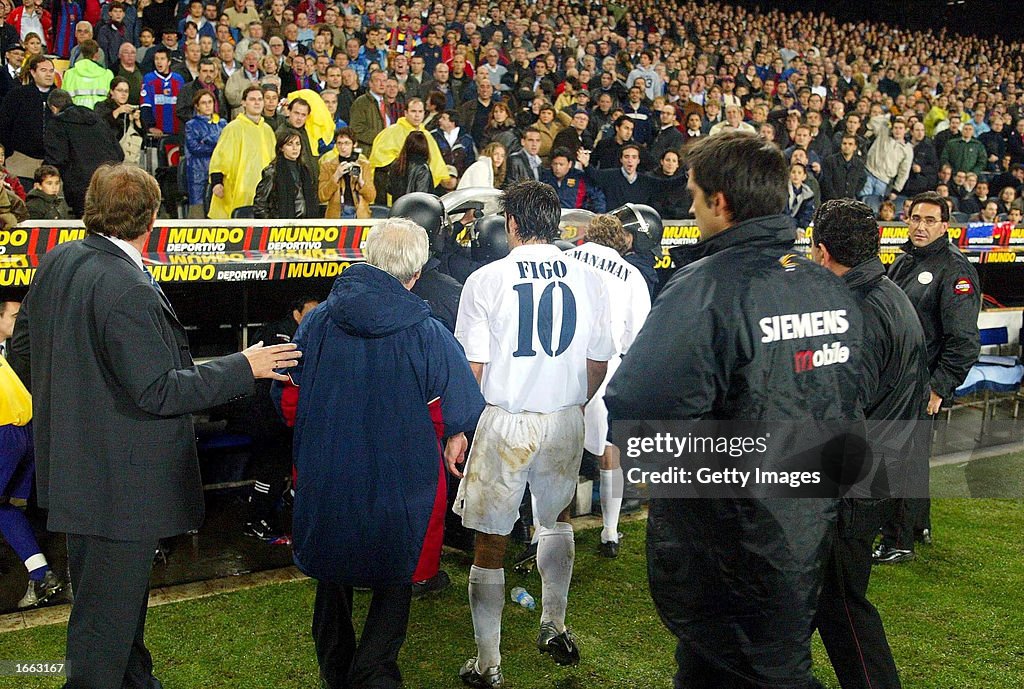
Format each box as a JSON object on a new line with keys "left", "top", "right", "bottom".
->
{"left": 3, "top": 0, "right": 1024, "bottom": 224}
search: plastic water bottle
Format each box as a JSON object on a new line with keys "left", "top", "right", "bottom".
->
{"left": 510, "top": 586, "right": 536, "bottom": 610}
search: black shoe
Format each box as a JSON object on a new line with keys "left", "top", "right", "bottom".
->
{"left": 916, "top": 528, "right": 932, "bottom": 545}
{"left": 598, "top": 534, "right": 621, "bottom": 558}
{"left": 153, "top": 544, "right": 171, "bottom": 566}
{"left": 243, "top": 519, "right": 281, "bottom": 540}
{"left": 459, "top": 658, "right": 504, "bottom": 688}
{"left": 412, "top": 570, "right": 451, "bottom": 598}
{"left": 537, "top": 621, "right": 581, "bottom": 666}
{"left": 872, "top": 544, "right": 914, "bottom": 565}
{"left": 17, "top": 570, "right": 66, "bottom": 609}
{"left": 513, "top": 542, "right": 538, "bottom": 574}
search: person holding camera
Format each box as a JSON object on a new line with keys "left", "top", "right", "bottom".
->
{"left": 318, "top": 126, "right": 374, "bottom": 219}
{"left": 94, "top": 77, "right": 146, "bottom": 165}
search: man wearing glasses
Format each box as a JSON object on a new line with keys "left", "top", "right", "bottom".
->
{"left": 479, "top": 49, "right": 508, "bottom": 92}
{"left": 874, "top": 191, "right": 980, "bottom": 565}
{"left": 649, "top": 105, "right": 684, "bottom": 163}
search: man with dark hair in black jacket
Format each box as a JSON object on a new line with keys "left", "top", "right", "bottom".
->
{"left": 606, "top": 131, "right": 864, "bottom": 689}
{"left": 580, "top": 144, "right": 679, "bottom": 210}
{"left": 648, "top": 104, "right": 685, "bottom": 167}
{"left": 933, "top": 115, "right": 961, "bottom": 161}
{"left": 44, "top": 88, "right": 124, "bottom": 216}
{"left": 979, "top": 117, "right": 1008, "bottom": 170}
{"left": 902, "top": 121, "right": 939, "bottom": 197}
{"left": 591, "top": 115, "right": 633, "bottom": 169}
{"left": 820, "top": 135, "right": 867, "bottom": 202}
{"left": 504, "top": 129, "right": 543, "bottom": 186}
{"left": 811, "top": 198, "right": 930, "bottom": 689}
{"left": 0, "top": 56, "right": 55, "bottom": 183}
{"left": 874, "top": 191, "right": 980, "bottom": 563}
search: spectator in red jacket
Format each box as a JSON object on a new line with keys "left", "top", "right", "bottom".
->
{"left": 5, "top": 0, "right": 52, "bottom": 52}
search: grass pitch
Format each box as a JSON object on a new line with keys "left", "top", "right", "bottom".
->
{"left": 0, "top": 494, "right": 1021, "bottom": 687}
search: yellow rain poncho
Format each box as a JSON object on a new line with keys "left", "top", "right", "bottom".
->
{"left": 0, "top": 356, "right": 31, "bottom": 427}
{"left": 368, "top": 117, "right": 450, "bottom": 186}
{"left": 288, "top": 88, "right": 336, "bottom": 153}
{"left": 208, "top": 113, "right": 276, "bottom": 219}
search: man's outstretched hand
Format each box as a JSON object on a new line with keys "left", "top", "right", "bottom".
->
{"left": 242, "top": 341, "right": 302, "bottom": 381}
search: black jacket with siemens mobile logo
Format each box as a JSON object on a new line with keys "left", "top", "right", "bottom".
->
{"left": 606, "top": 214, "right": 863, "bottom": 685}
{"left": 888, "top": 234, "right": 980, "bottom": 400}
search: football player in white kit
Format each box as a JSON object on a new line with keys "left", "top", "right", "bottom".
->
{"left": 451, "top": 181, "right": 616, "bottom": 688}
{"left": 566, "top": 214, "right": 652, "bottom": 557}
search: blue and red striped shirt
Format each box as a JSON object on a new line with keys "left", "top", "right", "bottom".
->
{"left": 141, "top": 70, "right": 185, "bottom": 134}
{"left": 52, "top": 0, "right": 82, "bottom": 59}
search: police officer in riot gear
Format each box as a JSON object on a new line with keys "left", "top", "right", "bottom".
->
{"left": 389, "top": 192, "right": 463, "bottom": 332}
{"left": 611, "top": 203, "right": 662, "bottom": 298}
{"left": 606, "top": 132, "right": 864, "bottom": 689}
{"left": 873, "top": 191, "right": 981, "bottom": 563}
{"left": 471, "top": 214, "right": 510, "bottom": 264}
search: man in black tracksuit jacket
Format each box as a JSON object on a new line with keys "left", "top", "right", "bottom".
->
{"left": 242, "top": 296, "right": 320, "bottom": 538}
{"left": 811, "top": 199, "right": 931, "bottom": 689}
{"left": 606, "top": 133, "right": 864, "bottom": 689}
{"left": 875, "top": 192, "right": 981, "bottom": 562}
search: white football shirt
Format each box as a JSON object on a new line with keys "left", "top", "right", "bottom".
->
{"left": 566, "top": 242, "right": 651, "bottom": 355}
{"left": 456, "top": 243, "right": 616, "bottom": 414}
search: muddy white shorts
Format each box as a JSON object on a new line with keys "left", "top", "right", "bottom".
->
{"left": 454, "top": 404, "right": 585, "bottom": 535}
{"left": 583, "top": 355, "right": 620, "bottom": 455}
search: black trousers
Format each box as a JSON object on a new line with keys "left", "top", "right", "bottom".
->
{"left": 880, "top": 497, "right": 931, "bottom": 550}
{"left": 880, "top": 418, "right": 934, "bottom": 551}
{"left": 64, "top": 533, "right": 160, "bottom": 689}
{"left": 673, "top": 639, "right": 824, "bottom": 689}
{"left": 816, "top": 526, "right": 902, "bottom": 689}
{"left": 246, "top": 428, "right": 293, "bottom": 525}
{"left": 312, "top": 580, "right": 412, "bottom": 689}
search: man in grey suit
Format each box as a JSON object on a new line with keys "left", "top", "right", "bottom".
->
{"left": 10, "top": 164, "right": 300, "bottom": 689}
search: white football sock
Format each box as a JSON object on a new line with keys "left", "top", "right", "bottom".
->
{"left": 537, "top": 522, "right": 575, "bottom": 633}
{"left": 469, "top": 565, "right": 505, "bottom": 670}
{"left": 600, "top": 468, "right": 623, "bottom": 543}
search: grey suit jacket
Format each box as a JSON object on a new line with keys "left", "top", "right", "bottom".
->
{"left": 11, "top": 234, "right": 254, "bottom": 540}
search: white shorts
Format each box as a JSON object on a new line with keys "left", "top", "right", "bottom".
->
{"left": 583, "top": 355, "right": 620, "bottom": 455}
{"left": 454, "top": 404, "right": 585, "bottom": 535}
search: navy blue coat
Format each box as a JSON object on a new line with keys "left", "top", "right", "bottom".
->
{"left": 184, "top": 115, "right": 226, "bottom": 206}
{"left": 282, "top": 263, "right": 484, "bottom": 586}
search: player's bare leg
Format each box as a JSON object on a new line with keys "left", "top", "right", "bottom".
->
{"left": 535, "top": 506, "right": 580, "bottom": 666}
{"left": 598, "top": 445, "right": 624, "bottom": 557}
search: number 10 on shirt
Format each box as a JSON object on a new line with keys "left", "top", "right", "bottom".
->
{"left": 512, "top": 282, "right": 578, "bottom": 358}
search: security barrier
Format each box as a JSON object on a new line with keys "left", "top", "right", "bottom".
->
{"left": 2, "top": 219, "right": 1024, "bottom": 289}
